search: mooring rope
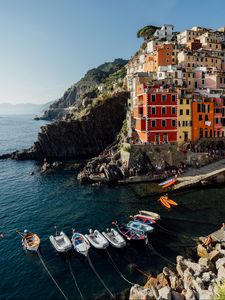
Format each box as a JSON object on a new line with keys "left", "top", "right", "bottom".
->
{"left": 106, "top": 249, "right": 135, "bottom": 285}
{"left": 155, "top": 222, "right": 195, "bottom": 240}
{"left": 37, "top": 250, "right": 69, "bottom": 300}
{"left": 87, "top": 254, "right": 116, "bottom": 300}
{"left": 145, "top": 236, "right": 176, "bottom": 267}
{"left": 66, "top": 255, "right": 85, "bottom": 300}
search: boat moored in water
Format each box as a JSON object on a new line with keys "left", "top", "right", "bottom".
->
{"left": 85, "top": 229, "right": 109, "bottom": 249}
{"left": 139, "top": 210, "right": 160, "bottom": 221}
{"left": 131, "top": 214, "right": 156, "bottom": 225}
{"left": 49, "top": 228, "right": 72, "bottom": 253}
{"left": 71, "top": 230, "right": 90, "bottom": 256}
{"left": 17, "top": 230, "right": 40, "bottom": 252}
{"left": 112, "top": 222, "right": 146, "bottom": 241}
{"left": 127, "top": 221, "right": 154, "bottom": 233}
{"left": 102, "top": 228, "right": 126, "bottom": 248}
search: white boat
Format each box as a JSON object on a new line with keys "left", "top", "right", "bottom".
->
{"left": 102, "top": 228, "right": 126, "bottom": 248}
{"left": 18, "top": 230, "right": 40, "bottom": 252}
{"left": 127, "top": 221, "right": 154, "bottom": 233}
{"left": 85, "top": 229, "right": 109, "bottom": 249}
{"left": 139, "top": 210, "right": 161, "bottom": 221}
{"left": 71, "top": 231, "right": 90, "bottom": 256}
{"left": 49, "top": 230, "right": 72, "bottom": 253}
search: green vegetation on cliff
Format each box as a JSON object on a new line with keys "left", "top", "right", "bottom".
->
{"left": 137, "top": 25, "right": 160, "bottom": 39}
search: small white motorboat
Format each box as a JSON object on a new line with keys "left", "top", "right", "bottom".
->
{"left": 85, "top": 229, "right": 109, "bottom": 249}
{"left": 127, "top": 221, "right": 154, "bottom": 233}
{"left": 102, "top": 228, "right": 126, "bottom": 248}
{"left": 71, "top": 230, "right": 90, "bottom": 256}
{"left": 17, "top": 230, "right": 40, "bottom": 252}
{"left": 49, "top": 228, "right": 72, "bottom": 253}
{"left": 139, "top": 210, "right": 161, "bottom": 221}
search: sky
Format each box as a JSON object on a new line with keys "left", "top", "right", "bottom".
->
{"left": 0, "top": 0, "right": 225, "bottom": 104}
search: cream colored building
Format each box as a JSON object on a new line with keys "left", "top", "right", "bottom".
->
{"left": 178, "top": 50, "right": 222, "bottom": 70}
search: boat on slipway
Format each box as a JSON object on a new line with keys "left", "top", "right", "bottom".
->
{"left": 113, "top": 222, "right": 146, "bottom": 241}
{"left": 17, "top": 230, "right": 40, "bottom": 252}
{"left": 102, "top": 228, "right": 126, "bottom": 248}
{"left": 139, "top": 210, "right": 160, "bottom": 221}
{"left": 127, "top": 221, "right": 154, "bottom": 233}
{"left": 49, "top": 228, "right": 72, "bottom": 253}
{"left": 158, "top": 178, "right": 175, "bottom": 186}
{"left": 71, "top": 230, "right": 90, "bottom": 256}
{"left": 85, "top": 229, "right": 109, "bottom": 249}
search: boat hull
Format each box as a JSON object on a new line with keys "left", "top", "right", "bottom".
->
{"left": 49, "top": 232, "right": 72, "bottom": 253}
{"left": 102, "top": 229, "right": 126, "bottom": 248}
{"left": 85, "top": 230, "right": 109, "bottom": 249}
{"left": 71, "top": 233, "right": 90, "bottom": 256}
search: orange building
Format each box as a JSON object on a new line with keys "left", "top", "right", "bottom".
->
{"left": 155, "top": 44, "right": 173, "bottom": 71}
{"left": 192, "top": 99, "right": 214, "bottom": 142}
{"left": 143, "top": 44, "right": 173, "bottom": 72}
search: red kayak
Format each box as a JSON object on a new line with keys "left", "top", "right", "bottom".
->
{"left": 162, "top": 179, "right": 177, "bottom": 188}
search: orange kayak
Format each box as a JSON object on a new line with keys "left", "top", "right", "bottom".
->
{"left": 162, "top": 179, "right": 177, "bottom": 188}
{"left": 167, "top": 198, "right": 178, "bottom": 206}
{"left": 159, "top": 197, "right": 171, "bottom": 209}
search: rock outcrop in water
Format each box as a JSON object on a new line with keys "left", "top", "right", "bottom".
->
{"left": 8, "top": 92, "right": 129, "bottom": 160}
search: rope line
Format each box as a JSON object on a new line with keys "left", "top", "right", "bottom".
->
{"left": 87, "top": 254, "right": 116, "bottom": 300}
{"left": 37, "top": 250, "right": 69, "bottom": 300}
{"left": 145, "top": 237, "right": 176, "bottom": 267}
{"left": 66, "top": 255, "right": 85, "bottom": 300}
{"left": 106, "top": 249, "right": 134, "bottom": 285}
{"left": 155, "top": 222, "right": 195, "bottom": 240}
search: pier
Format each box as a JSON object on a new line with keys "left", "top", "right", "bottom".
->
{"left": 174, "top": 158, "right": 225, "bottom": 191}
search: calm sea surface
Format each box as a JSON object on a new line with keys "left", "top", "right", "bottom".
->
{"left": 0, "top": 114, "right": 224, "bottom": 300}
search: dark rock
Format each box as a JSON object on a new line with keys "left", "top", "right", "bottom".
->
{"left": 8, "top": 92, "right": 129, "bottom": 161}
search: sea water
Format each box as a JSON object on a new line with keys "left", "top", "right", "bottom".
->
{"left": 0, "top": 114, "right": 224, "bottom": 300}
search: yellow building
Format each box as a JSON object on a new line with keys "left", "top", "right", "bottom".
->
{"left": 177, "top": 94, "right": 192, "bottom": 144}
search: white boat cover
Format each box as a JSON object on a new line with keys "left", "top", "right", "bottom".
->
{"left": 71, "top": 232, "right": 90, "bottom": 256}
{"left": 139, "top": 210, "right": 160, "bottom": 220}
{"left": 49, "top": 231, "right": 72, "bottom": 252}
{"left": 85, "top": 230, "right": 109, "bottom": 249}
{"left": 102, "top": 228, "right": 126, "bottom": 248}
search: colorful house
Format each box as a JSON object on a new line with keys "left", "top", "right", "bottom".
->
{"left": 192, "top": 98, "right": 214, "bottom": 142}
{"left": 177, "top": 90, "right": 192, "bottom": 144}
{"left": 134, "top": 84, "right": 177, "bottom": 144}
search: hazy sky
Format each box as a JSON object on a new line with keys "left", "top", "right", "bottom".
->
{"left": 0, "top": 0, "right": 225, "bottom": 104}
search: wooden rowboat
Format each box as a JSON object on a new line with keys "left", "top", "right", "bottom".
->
{"left": 17, "top": 230, "right": 40, "bottom": 252}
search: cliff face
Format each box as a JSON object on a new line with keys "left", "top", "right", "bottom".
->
{"left": 42, "top": 58, "right": 128, "bottom": 120}
{"left": 13, "top": 92, "right": 129, "bottom": 160}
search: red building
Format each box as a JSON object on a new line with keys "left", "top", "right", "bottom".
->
{"left": 133, "top": 84, "right": 177, "bottom": 144}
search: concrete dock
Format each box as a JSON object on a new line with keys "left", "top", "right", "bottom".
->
{"left": 174, "top": 158, "right": 225, "bottom": 191}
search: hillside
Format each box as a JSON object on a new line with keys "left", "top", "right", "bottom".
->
{"left": 41, "top": 58, "right": 128, "bottom": 120}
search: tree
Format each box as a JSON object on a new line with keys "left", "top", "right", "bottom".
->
{"left": 137, "top": 25, "right": 160, "bottom": 40}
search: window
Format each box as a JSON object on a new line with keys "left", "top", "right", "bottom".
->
{"left": 180, "top": 99, "right": 183, "bottom": 104}
{"left": 162, "top": 95, "right": 166, "bottom": 102}
{"left": 182, "top": 121, "right": 185, "bottom": 126}
{"left": 186, "top": 99, "right": 189, "bottom": 105}
{"left": 172, "top": 107, "right": 176, "bottom": 114}
{"left": 186, "top": 109, "right": 190, "bottom": 115}
{"left": 152, "top": 120, "right": 156, "bottom": 127}
{"left": 162, "top": 120, "right": 166, "bottom": 127}
{"left": 205, "top": 115, "right": 209, "bottom": 121}
{"left": 152, "top": 107, "right": 156, "bottom": 115}
{"left": 180, "top": 109, "right": 183, "bottom": 115}
{"left": 162, "top": 107, "right": 166, "bottom": 114}
{"left": 152, "top": 94, "right": 156, "bottom": 102}
{"left": 166, "top": 53, "right": 170, "bottom": 56}
{"left": 198, "top": 115, "right": 203, "bottom": 121}
{"left": 172, "top": 95, "right": 176, "bottom": 102}
{"left": 172, "top": 120, "right": 176, "bottom": 127}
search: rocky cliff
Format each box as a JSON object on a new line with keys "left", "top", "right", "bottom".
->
{"left": 41, "top": 58, "right": 128, "bottom": 120}
{"left": 10, "top": 92, "right": 129, "bottom": 160}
